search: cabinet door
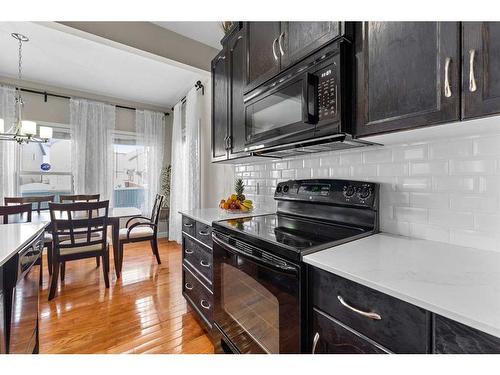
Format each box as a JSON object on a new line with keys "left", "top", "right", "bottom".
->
{"left": 211, "top": 48, "right": 229, "bottom": 161}
{"left": 354, "top": 22, "right": 460, "bottom": 137}
{"left": 245, "top": 22, "right": 281, "bottom": 92}
{"left": 311, "top": 308, "right": 389, "bottom": 354}
{"left": 280, "top": 22, "right": 341, "bottom": 68}
{"left": 228, "top": 29, "right": 249, "bottom": 157}
{"left": 462, "top": 22, "right": 500, "bottom": 119}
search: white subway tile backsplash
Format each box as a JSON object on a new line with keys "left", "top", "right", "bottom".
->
{"left": 234, "top": 126, "right": 500, "bottom": 251}
{"left": 429, "top": 209, "right": 474, "bottom": 230}
{"left": 449, "top": 159, "right": 496, "bottom": 175}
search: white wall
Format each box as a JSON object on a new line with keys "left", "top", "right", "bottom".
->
{"left": 232, "top": 119, "right": 500, "bottom": 252}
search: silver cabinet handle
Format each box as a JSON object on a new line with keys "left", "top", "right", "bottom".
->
{"left": 444, "top": 57, "right": 452, "bottom": 98}
{"left": 217, "top": 55, "right": 226, "bottom": 61}
{"left": 200, "top": 260, "right": 210, "bottom": 268}
{"left": 183, "top": 223, "right": 193, "bottom": 228}
{"left": 312, "top": 332, "right": 320, "bottom": 354}
{"left": 469, "top": 49, "right": 477, "bottom": 92}
{"left": 272, "top": 38, "right": 279, "bottom": 61}
{"left": 185, "top": 282, "right": 193, "bottom": 290}
{"left": 185, "top": 249, "right": 194, "bottom": 255}
{"left": 278, "top": 32, "right": 285, "bottom": 56}
{"left": 200, "top": 299, "right": 211, "bottom": 310}
{"left": 198, "top": 230, "right": 210, "bottom": 236}
{"left": 337, "top": 295, "right": 382, "bottom": 320}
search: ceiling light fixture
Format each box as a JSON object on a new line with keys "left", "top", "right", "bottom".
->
{"left": 0, "top": 33, "right": 52, "bottom": 144}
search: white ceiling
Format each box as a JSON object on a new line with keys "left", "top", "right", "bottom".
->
{"left": 153, "top": 22, "right": 224, "bottom": 50}
{"left": 0, "top": 22, "right": 206, "bottom": 108}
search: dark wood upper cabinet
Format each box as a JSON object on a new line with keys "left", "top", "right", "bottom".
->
{"left": 211, "top": 47, "right": 229, "bottom": 161}
{"left": 280, "top": 22, "right": 341, "bottom": 68}
{"left": 462, "top": 22, "right": 500, "bottom": 119}
{"left": 354, "top": 22, "right": 460, "bottom": 137}
{"left": 228, "top": 28, "right": 248, "bottom": 156}
{"left": 246, "top": 22, "right": 281, "bottom": 92}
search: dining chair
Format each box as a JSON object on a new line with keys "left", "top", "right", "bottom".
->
{"left": 4, "top": 195, "right": 55, "bottom": 213}
{"left": 5, "top": 196, "right": 56, "bottom": 277}
{"left": 48, "top": 200, "right": 110, "bottom": 300}
{"left": 116, "top": 194, "right": 164, "bottom": 274}
{"left": 59, "top": 194, "right": 100, "bottom": 203}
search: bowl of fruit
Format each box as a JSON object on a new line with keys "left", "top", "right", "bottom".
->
{"left": 219, "top": 178, "right": 254, "bottom": 212}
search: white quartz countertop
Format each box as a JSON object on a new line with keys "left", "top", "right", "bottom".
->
{"left": 179, "top": 207, "right": 274, "bottom": 226}
{"left": 303, "top": 233, "right": 500, "bottom": 338}
{"left": 0, "top": 223, "right": 47, "bottom": 266}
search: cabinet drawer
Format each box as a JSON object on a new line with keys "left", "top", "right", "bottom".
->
{"left": 195, "top": 222, "right": 212, "bottom": 247}
{"left": 311, "top": 308, "right": 388, "bottom": 354}
{"left": 434, "top": 315, "right": 500, "bottom": 353}
{"left": 182, "top": 216, "right": 196, "bottom": 236}
{"left": 182, "top": 235, "right": 213, "bottom": 286}
{"left": 183, "top": 265, "right": 213, "bottom": 328}
{"left": 310, "top": 267, "right": 430, "bottom": 353}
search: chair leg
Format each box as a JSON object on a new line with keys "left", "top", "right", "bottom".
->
{"left": 46, "top": 242, "right": 53, "bottom": 276}
{"left": 96, "top": 256, "right": 100, "bottom": 268}
{"left": 151, "top": 239, "right": 161, "bottom": 265}
{"left": 102, "top": 252, "right": 110, "bottom": 288}
{"left": 118, "top": 243, "right": 124, "bottom": 275}
{"left": 48, "top": 260, "right": 60, "bottom": 301}
{"left": 60, "top": 262, "right": 66, "bottom": 282}
{"left": 39, "top": 253, "right": 43, "bottom": 287}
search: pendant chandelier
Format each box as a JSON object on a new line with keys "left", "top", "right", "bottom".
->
{"left": 0, "top": 33, "right": 52, "bottom": 144}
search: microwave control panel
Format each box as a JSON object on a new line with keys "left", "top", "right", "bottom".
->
{"left": 317, "top": 63, "right": 337, "bottom": 121}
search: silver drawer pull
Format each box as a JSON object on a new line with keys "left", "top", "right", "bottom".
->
{"left": 469, "top": 49, "right": 477, "bottom": 92}
{"left": 312, "top": 332, "right": 320, "bottom": 354}
{"left": 337, "top": 295, "right": 382, "bottom": 320}
{"left": 185, "top": 249, "right": 194, "bottom": 255}
{"left": 444, "top": 57, "right": 452, "bottom": 98}
{"left": 200, "top": 299, "right": 211, "bottom": 310}
{"left": 200, "top": 260, "right": 210, "bottom": 268}
{"left": 183, "top": 223, "right": 193, "bottom": 228}
{"left": 198, "top": 230, "right": 210, "bottom": 236}
{"left": 185, "top": 282, "right": 193, "bottom": 290}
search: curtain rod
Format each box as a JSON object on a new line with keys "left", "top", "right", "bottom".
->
{"left": 17, "top": 87, "right": 170, "bottom": 116}
{"left": 170, "top": 80, "right": 205, "bottom": 111}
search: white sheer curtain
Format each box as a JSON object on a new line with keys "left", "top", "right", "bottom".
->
{"left": 0, "top": 85, "right": 17, "bottom": 202}
{"left": 169, "top": 86, "right": 202, "bottom": 243}
{"left": 70, "top": 98, "right": 115, "bottom": 203}
{"left": 135, "top": 110, "right": 165, "bottom": 215}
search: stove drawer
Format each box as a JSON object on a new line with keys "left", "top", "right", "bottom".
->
{"left": 183, "top": 265, "right": 213, "bottom": 328}
{"left": 310, "top": 267, "right": 431, "bottom": 353}
{"left": 195, "top": 222, "right": 212, "bottom": 247}
{"left": 182, "top": 216, "right": 196, "bottom": 237}
{"left": 182, "top": 235, "right": 213, "bottom": 287}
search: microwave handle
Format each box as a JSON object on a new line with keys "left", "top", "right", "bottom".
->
{"left": 302, "top": 73, "right": 318, "bottom": 124}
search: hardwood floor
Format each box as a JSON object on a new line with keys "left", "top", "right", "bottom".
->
{"left": 38, "top": 239, "right": 215, "bottom": 354}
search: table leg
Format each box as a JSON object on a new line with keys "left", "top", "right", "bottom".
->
{"left": 111, "top": 217, "right": 121, "bottom": 278}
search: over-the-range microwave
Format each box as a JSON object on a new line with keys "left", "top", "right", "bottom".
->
{"left": 243, "top": 40, "right": 370, "bottom": 157}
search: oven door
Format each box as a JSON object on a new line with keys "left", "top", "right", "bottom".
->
{"left": 212, "top": 232, "right": 301, "bottom": 354}
{"left": 244, "top": 72, "right": 318, "bottom": 151}
{"left": 9, "top": 241, "right": 41, "bottom": 354}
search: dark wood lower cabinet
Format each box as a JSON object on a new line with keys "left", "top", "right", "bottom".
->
{"left": 434, "top": 315, "right": 500, "bottom": 354}
{"left": 311, "top": 308, "right": 389, "bottom": 354}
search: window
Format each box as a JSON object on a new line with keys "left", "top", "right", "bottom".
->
{"left": 113, "top": 132, "right": 146, "bottom": 210}
{"left": 18, "top": 124, "right": 73, "bottom": 203}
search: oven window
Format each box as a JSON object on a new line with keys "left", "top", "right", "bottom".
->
{"left": 221, "top": 263, "right": 279, "bottom": 354}
{"left": 247, "top": 81, "right": 302, "bottom": 138}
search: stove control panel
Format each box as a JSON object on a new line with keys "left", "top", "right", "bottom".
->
{"left": 275, "top": 179, "right": 378, "bottom": 208}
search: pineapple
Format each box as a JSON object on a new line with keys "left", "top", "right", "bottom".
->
{"left": 235, "top": 178, "right": 246, "bottom": 202}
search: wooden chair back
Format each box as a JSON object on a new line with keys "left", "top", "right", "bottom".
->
{"left": 49, "top": 201, "right": 109, "bottom": 254}
{"left": 150, "top": 194, "right": 165, "bottom": 229}
{"left": 0, "top": 203, "right": 33, "bottom": 224}
{"left": 4, "top": 195, "right": 55, "bottom": 213}
{"left": 59, "top": 194, "right": 100, "bottom": 203}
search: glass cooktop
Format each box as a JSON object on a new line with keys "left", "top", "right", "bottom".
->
{"left": 215, "top": 214, "right": 367, "bottom": 252}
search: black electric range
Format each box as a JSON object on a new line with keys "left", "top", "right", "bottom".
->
{"left": 211, "top": 179, "right": 379, "bottom": 354}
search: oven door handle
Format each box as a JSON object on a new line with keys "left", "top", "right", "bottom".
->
{"left": 212, "top": 234, "right": 298, "bottom": 275}
{"left": 302, "top": 73, "right": 318, "bottom": 124}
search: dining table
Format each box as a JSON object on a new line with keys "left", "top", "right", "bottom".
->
{"left": 8, "top": 206, "right": 142, "bottom": 278}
